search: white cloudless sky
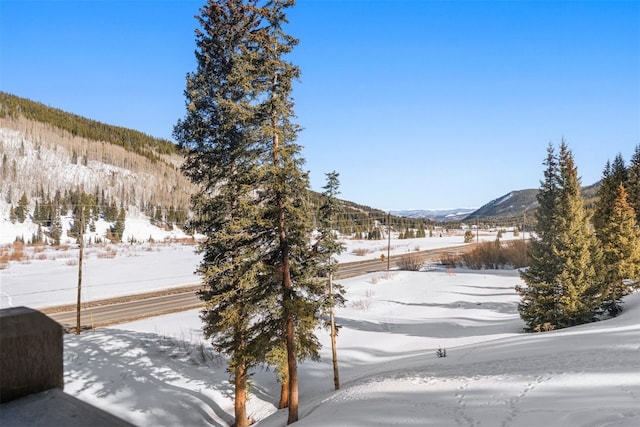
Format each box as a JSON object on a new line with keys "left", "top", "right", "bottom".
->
{"left": 1, "top": 0, "right": 638, "bottom": 210}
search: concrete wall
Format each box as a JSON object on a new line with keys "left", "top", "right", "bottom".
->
{"left": 0, "top": 307, "right": 64, "bottom": 402}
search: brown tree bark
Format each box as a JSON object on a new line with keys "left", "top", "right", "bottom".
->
{"left": 329, "top": 273, "right": 340, "bottom": 390}
{"left": 234, "top": 362, "right": 249, "bottom": 427}
{"left": 278, "top": 377, "right": 289, "bottom": 409}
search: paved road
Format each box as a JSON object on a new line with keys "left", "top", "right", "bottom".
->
{"left": 47, "top": 245, "right": 471, "bottom": 332}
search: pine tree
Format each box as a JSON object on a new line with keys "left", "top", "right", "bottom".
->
{"left": 315, "top": 171, "right": 346, "bottom": 390}
{"left": 627, "top": 144, "right": 640, "bottom": 223}
{"left": 175, "top": 1, "right": 317, "bottom": 425}
{"left": 596, "top": 184, "right": 640, "bottom": 315}
{"left": 553, "top": 143, "right": 602, "bottom": 326}
{"left": 518, "top": 142, "right": 601, "bottom": 331}
{"left": 175, "top": 2, "right": 266, "bottom": 422}
{"left": 50, "top": 212, "right": 62, "bottom": 246}
{"left": 242, "top": 1, "right": 318, "bottom": 423}
{"left": 111, "top": 208, "right": 126, "bottom": 243}
{"left": 15, "top": 192, "right": 28, "bottom": 223}
{"left": 593, "top": 154, "right": 628, "bottom": 233}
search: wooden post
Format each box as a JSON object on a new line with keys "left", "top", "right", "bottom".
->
{"left": 76, "top": 207, "right": 84, "bottom": 335}
{"left": 387, "top": 212, "right": 391, "bottom": 271}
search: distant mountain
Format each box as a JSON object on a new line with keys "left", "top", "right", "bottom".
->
{"left": 390, "top": 208, "right": 476, "bottom": 222}
{"left": 0, "top": 92, "right": 433, "bottom": 244}
{"left": 464, "top": 189, "right": 539, "bottom": 221}
{"left": 0, "top": 92, "right": 605, "bottom": 245}
{"left": 394, "top": 180, "right": 601, "bottom": 226}
{"left": 464, "top": 181, "right": 600, "bottom": 224}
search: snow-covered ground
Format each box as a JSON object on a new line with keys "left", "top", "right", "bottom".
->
{"left": 2, "top": 233, "right": 638, "bottom": 426}
{"left": 0, "top": 232, "right": 516, "bottom": 309}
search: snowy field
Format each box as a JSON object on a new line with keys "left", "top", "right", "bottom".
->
{"left": 0, "top": 231, "right": 505, "bottom": 309}
{"left": 1, "top": 233, "right": 639, "bottom": 426}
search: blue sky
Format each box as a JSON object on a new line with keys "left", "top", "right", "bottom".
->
{"left": 1, "top": 0, "right": 638, "bottom": 210}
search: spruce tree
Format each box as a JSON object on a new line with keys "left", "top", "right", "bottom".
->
{"left": 174, "top": 2, "right": 266, "bottom": 423}
{"left": 627, "top": 144, "right": 640, "bottom": 223}
{"left": 111, "top": 208, "right": 126, "bottom": 243}
{"left": 15, "top": 192, "right": 28, "bottom": 223}
{"left": 597, "top": 184, "right": 640, "bottom": 315}
{"left": 518, "top": 142, "right": 601, "bottom": 331}
{"left": 50, "top": 212, "right": 62, "bottom": 246}
{"left": 175, "top": 1, "right": 317, "bottom": 425}
{"left": 315, "top": 171, "right": 346, "bottom": 390}
{"left": 243, "top": 1, "right": 317, "bottom": 422}
{"left": 553, "top": 143, "right": 602, "bottom": 326}
{"left": 593, "top": 154, "right": 628, "bottom": 233}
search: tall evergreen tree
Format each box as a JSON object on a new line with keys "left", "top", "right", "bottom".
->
{"left": 627, "top": 144, "right": 640, "bottom": 223}
{"left": 175, "top": 1, "right": 317, "bottom": 425}
{"left": 242, "top": 1, "right": 319, "bottom": 423}
{"left": 517, "top": 142, "right": 601, "bottom": 331}
{"left": 50, "top": 211, "right": 62, "bottom": 246}
{"left": 15, "top": 192, "right": 28, "bottom": 223}
{"left": 315, "top": 171, "right": 346, "bottom": 390}
{"left": 593, "top": 153, "right": 628, "bottom": 233}
{"left": 111, "top": 207, "right": 126, "bottom": 243}
{"left": 174, "top": 2, "right": 267, "bottom": 424}
{"left": 596, "top": 184, "right": 640, "bottom": 315}
{"left": 553, "top": 143, "right": 602, "bottom": 326}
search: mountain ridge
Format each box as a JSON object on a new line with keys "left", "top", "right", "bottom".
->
{"left": 0, "top": 92, "right": 602, "bottom": 244}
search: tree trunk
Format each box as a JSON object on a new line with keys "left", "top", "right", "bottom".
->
{"left": 329, "top": 273, "right": 340, "bottom": 390}
{"left": 235, "top": 362, "right": 249, "bottom": 427}
{"left": 285, "top": 311, "right": 298, "bottom": 424}
{"left": 278, "top": 377, "right": 289, "bottom": 409}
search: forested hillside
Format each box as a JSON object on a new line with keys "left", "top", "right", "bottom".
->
{"left": 0, "top": 93, "right": 440, "bottom": 244}
{"left": 0, "top": 92, "right": 176, "bottom": 160}
{"left": 0, "top": 93, "right": 194, "bottom": 242}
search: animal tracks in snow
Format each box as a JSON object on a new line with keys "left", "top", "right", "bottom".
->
{"left": 445, "top": 374, "right": 554, "bottom": 427}
{"left": 501, "top": 375, "right": 551, "bottom": 427}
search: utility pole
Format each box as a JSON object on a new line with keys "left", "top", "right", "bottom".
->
{"left": 387, "top": 212, "right": 391, "bottom": 271}
{"left": 522, "top": 212, "right": 526, "bottom": 264}
{"left": 76, "top": 207, "right": 84, "bottom": 335}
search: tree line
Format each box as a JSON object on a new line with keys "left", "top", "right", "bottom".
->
{"left": 0, "top": 91, "right": 176, "bottom": 161}
{"left": 517, "top": 142, "right": 640, "bottom": 332}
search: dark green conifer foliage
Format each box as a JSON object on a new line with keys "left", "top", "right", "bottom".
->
{"left": 627, "top": 145, "right": 640, "bottom": 223}
{"left": 15, "top": 192, "right": 28, "bottom": 223}
{"left": 317, "top": 172, "right": 346, "bottom": 390}
{"left": 518, "top": 142, "right": 601, "bottom": 331}
{"left": 593, "top": 154, "right": 628, "bottom": 233}
{"left": 174, "top": 1, "right": 315, "bottom": 425}
{"left": 50, "top": 211, "right": 62, "bottom": 246}
{"left": 175, "top": 0, "right": 267, "bottom": 421}
{"left": 596, "top": 184, "right": 640, "bottom": 315}
{"left": 111, "top": 208, "right": 126, "bottom": 243}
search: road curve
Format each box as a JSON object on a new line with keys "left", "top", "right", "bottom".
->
{"left": 46, "top": 245, "right": 472, "bottom": 332}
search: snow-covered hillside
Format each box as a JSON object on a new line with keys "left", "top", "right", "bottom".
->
{"left": 1, "top": 236, "right": 637, "bottom": 426}
{"left": 63, "top": 267, "right": 640, "bottom": 427}
{"left": 0, "top": 120, "right": 194, "bottom": 245}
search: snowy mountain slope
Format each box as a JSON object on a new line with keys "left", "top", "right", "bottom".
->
{"left": 391, "top": 208, "right": 477, "bottom": 222}
{"left": 1, "top": 235, "right": 637, "bottom": 426}
{"left": 0, "top": 117, "right": 195, "bottom": 245}
{"left": 51, "top": 265, "right": 640, "bottom": 427}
